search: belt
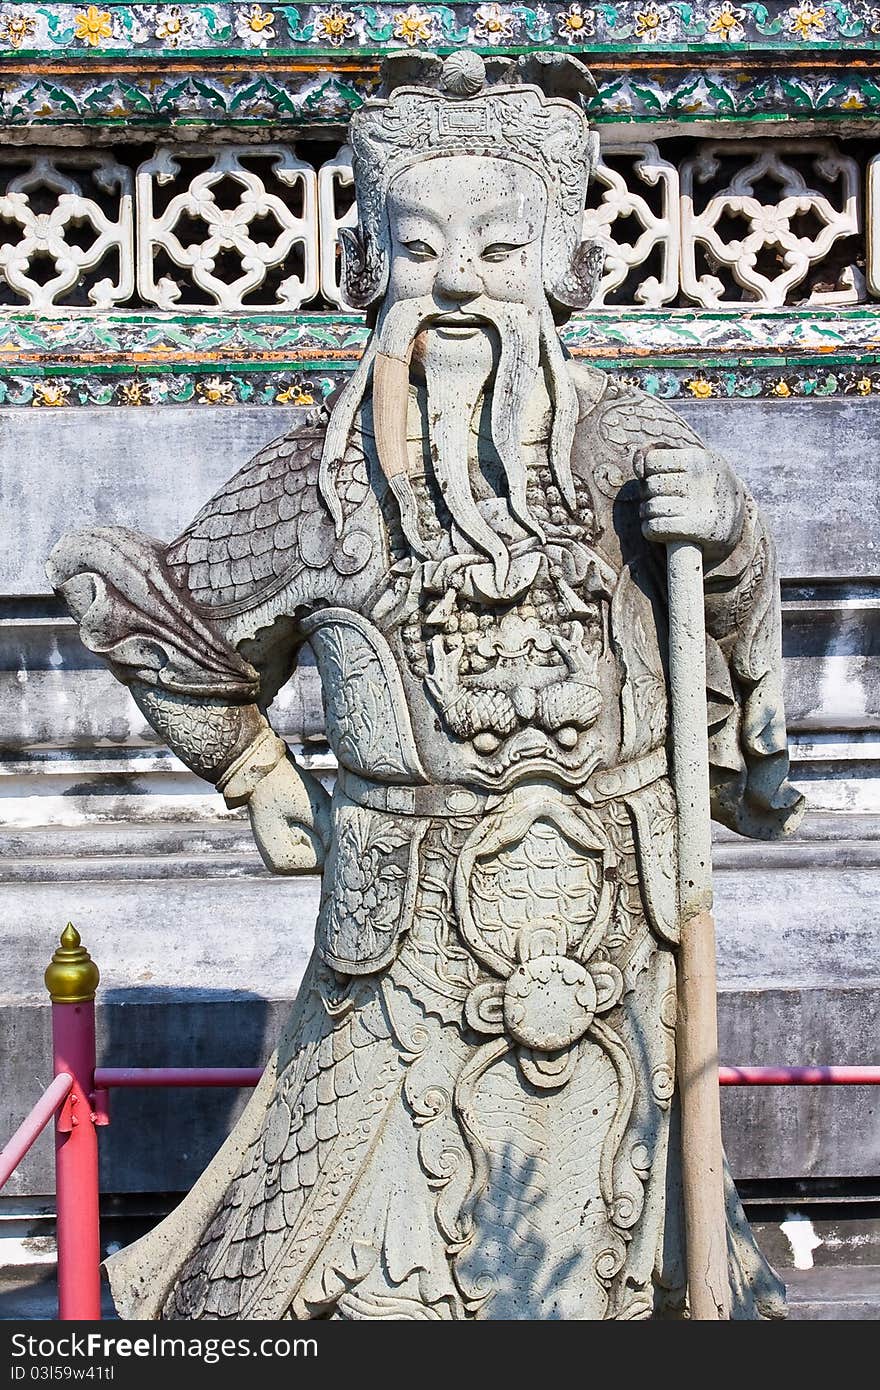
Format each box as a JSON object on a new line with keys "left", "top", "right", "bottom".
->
{"left": 337, "top": 746, "right": 668, "bottom": 818}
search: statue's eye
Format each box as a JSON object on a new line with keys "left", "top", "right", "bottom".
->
{"left": 482, "top": 243, "right": 522, "bottom": 263}
{"left": 403, "top": 239, "right": 438, "bottom": 260}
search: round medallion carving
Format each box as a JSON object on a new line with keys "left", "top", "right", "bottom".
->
{"left": 503, "top": 954, "right": 597, "bottom": 1051}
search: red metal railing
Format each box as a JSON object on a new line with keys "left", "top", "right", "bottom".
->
{"left": 1, "top": 925, "right": 879, "bottom": 1321}
{"left": 0, "top": 1072, "right": 73, "bottom": 1189}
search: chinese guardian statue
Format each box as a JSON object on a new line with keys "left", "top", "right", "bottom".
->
{"left": 48, "top": 51, "right": 804, "bottom": 1320}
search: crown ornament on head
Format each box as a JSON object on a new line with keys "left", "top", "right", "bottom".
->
{"left": 341, "top": 50, "right": 603, "bottom": 317}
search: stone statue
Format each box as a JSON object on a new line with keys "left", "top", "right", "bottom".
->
{"left": 48, "top": 50, "right": 804, "bottom": 1320}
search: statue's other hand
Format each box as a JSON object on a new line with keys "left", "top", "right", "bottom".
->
{"left": 247, "top": 756, "right": 331, "bottom": 875}
{"left": 636, "top": 446, "right": 746, "bottom": 560}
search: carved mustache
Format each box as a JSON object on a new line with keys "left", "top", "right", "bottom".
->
{"left": 317, "top": 294, "right": 580, "bottom": 578}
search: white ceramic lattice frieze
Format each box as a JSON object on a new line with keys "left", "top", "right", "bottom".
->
{"left": 680, "top": 141, "right": 862, "bottom": 309}
{"left": 584, "top": 142, "right": 680, "bottom": 308}
{"left": 318, "top": 145, "right": 357, "bottom": 310}
{"left": 136, "top": 146, "right": 319, "bottom": 311}
{"left": 0, "top": 152, "right": 134, "bottom": 309}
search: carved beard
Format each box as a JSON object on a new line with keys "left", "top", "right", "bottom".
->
{"left": 318, "top": 293, "right": 580, "bottom": 593}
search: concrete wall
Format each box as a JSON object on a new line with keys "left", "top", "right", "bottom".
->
{"left": 2, "top": 397, "right": 878, "bottom": 1196}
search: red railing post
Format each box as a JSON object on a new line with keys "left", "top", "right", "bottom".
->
{"left": 45, "top": 924, "right": 102, "bottom": 1321}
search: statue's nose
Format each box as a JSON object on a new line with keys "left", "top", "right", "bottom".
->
{"left": 433, "top": 251, "right": 481, "bottom": 304}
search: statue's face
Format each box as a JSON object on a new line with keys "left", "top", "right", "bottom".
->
{"left": 361, "top": 152, "right": 580, "bottom": 590}
{"left": 385, "top": 156, "right": 547, "bottom": 322}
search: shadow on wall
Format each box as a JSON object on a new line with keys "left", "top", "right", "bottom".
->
{"left": 97, "top": 986, "right": 289, "bottom": 1196}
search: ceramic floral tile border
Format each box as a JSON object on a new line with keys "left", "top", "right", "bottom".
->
{"left": 4, "top": 63, "right": 880, "bottom": 124}
{"left": 3, "top": 308, "right": 880, "bottom": 405}
{"left": 6, "top": 362, "right": 880, "bottom": 405}
{"left": 2, "top": 307, "right": 878, "bottom": 357}
{"left": 2, "top": 3, "right": 880, "bottom": 56}
{"left": 4, "top": 4, "right": 879, "bottom": 125}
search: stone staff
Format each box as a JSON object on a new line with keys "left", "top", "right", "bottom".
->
{"left": 667, "top": 537, "right": 731, "bottom": 1320}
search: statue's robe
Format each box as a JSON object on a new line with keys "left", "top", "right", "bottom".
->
{"left": 49, "top": 362, "right": 803, "bottom": 1320}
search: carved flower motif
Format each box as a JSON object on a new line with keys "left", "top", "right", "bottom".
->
{"left": 687, "top": 377, "right": 713, "bottom": 398}
{"left": 750, "top": 204, "right": 788, "bottom": 238}
{"left": 118, "top": 381, "right": 152, "bottom": 405}
{"left": 197, "top": 377, "right": 235, "bottom": 404}
{"left": 275, "top": 380, "right": 315, "bottom": 405}
{"left": 32, "top": 382, "right": 70, "bottom": 407}
{"left": 771, "top": 379, "right": 792, "bottom": 397}
{"left": 73, "top": 5, "right": 113, "bottom": 47}
{"left": 314, "top": 4, "right": 358, "bottom": 45}
{"left": 235, "top": 4, "right": 276, "bottom": 45}
{"left": 707, "top": 3, "right": 745, "bottom": 40}
{"left": 634, "top": 2, "right": 671, "bottom": 40}
{"left": 473, "top": 3, "right": 518, "bottom": 41}
{"left": 840, "top": 93, "right": 865, "bottom": 110}
{"left": 392, "top": 5, "right": 437, "bottom": 44}
{"left": 871, "top": 6, "right": 880, "bottom": 34}
{"left": 155, "top": 5, "right": 191, "bottom": 46}
{"left": 855, "top": 376, "right": 873, "bottom": 395}
{"left": 787, "top": 1, "right": 826, "bottom": 39}
{"left": 556, "top": 3, "right": 596, "bottom": 41}
{"left": 1, "top": 11, "right": 36, "bottom": 46}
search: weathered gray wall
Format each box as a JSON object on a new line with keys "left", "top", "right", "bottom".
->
{"left": 2, "top": 397, "right": 878, "bottom": 1196}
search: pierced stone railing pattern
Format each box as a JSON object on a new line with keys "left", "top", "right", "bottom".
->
{"left": 680, "top": 142, "right": 863, "bottom": 308}
{"left": 136, "top": 146, "right": 320, "bottom": 312}
{"left": 0, "top": 151, "right": 135, "bottom": 311}
{"left": 0, "top": 137, "right": 870, "bottom": 311}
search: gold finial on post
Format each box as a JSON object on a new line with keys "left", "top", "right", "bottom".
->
{"left": 44, "top": 924, "right": 100, "bottom": 1004}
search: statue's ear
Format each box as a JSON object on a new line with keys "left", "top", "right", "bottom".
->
{"left": 339, "top": 225, "right": 388, "bottom": 309}
{"left": 547, "top": 239, "right": 605, "bottom": 315}
{"left": 545, "top": 127, "right": 602, "bottom": 316}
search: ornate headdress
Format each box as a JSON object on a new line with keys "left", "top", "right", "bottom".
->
{"left": 342, "top": 50, "right": 602, "bottom": 316}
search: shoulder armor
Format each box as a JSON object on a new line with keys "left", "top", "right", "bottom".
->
{"left": 165, "top": 423, "right": 371, "bottom": 614}
{"left": 592, "top": 382, "right": 703, "bottom": 455}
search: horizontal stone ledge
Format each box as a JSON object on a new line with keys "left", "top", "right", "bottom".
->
{"left": 5, "top": 838, "right": 880, "bottom": 886}
{"left": 2, "top": 731, "right": 878, "bottom": 770}
{"left": 2, "top": 808, "right": 873, "bottom": 852}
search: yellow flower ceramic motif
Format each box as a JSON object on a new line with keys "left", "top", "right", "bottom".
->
{"left": 247, "top": 5, "right": 274, "bottom": 30}
{"left": 74, "top": 5, "right": 113, "bottom": 46}
{"left": 556, "top": 3, "right": 596, "bottom": 40}
{"left": 315, "top": 4, "right": 357, "bottom": 44}
{"left": 856, "top": 376, "right": 873, "bottom": 395}
{"left": 235, "top": 3, "right": 276, "bottom": 43}
{"left": 32, "top": 382, "right": 70, "bottom": 407}
{"left": 771, "top": 379, "right": 792, "bottom": 397}
{"left": 119, "top": 382, "right": 151, "bottom": 406}
{"left": 276, "top": 383, "right": 315, "bottom": 405}
{"left": 634, "top": 3, "right": 669, "bottom": 39}
{"left": 1, "top": 12, "right": 36, "bottom": 46}
{"left": 197, "top": 377, "right": 235, "bottom": 405}
{"left": 787, "top": 2, "right": 826, "bottom": 38}
{"left": 841, "top": 93, "right": 864, "bottom": 110}
{"left": 155, "top": 7, "right": 190, "bottom": 46}
{"left": 707, "top": 3, "right": 745, "bottom": 40}
{"left": 474, "top": 2, "right": 516, "bottom": 40}
{"left": 687, "top": 378, "right": 713, "bottom": 399}
{"left": 393, "top": 5, "right": 435, "bottom": 44}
